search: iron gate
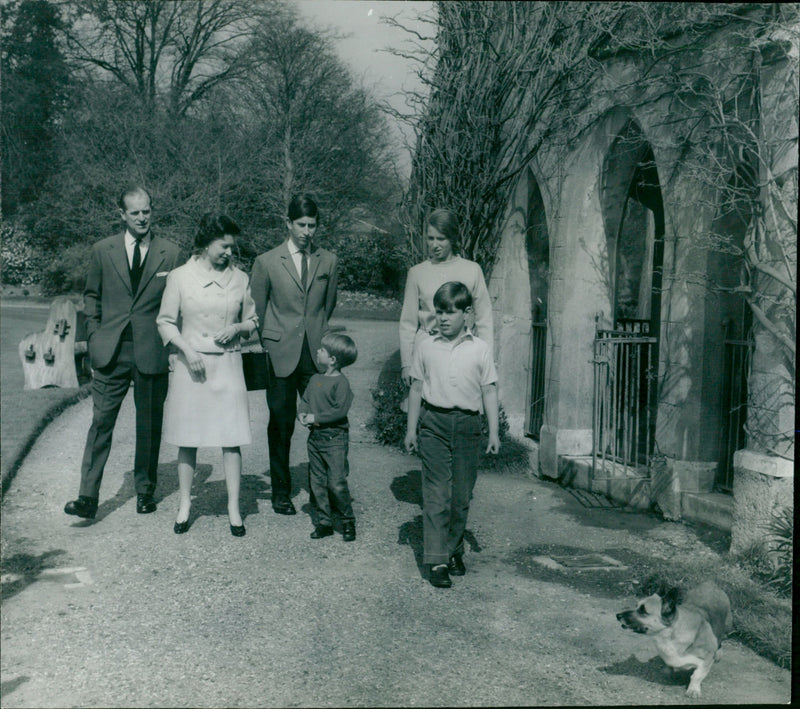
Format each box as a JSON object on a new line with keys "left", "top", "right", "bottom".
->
{"left": 592, "top": 322, "right": 657, "bottom": 479}
{"left": 526, "top": 321, "right": 547, "bottom": 439}
{"left": 718, "top": 336, "right": 751, "bottom": 491}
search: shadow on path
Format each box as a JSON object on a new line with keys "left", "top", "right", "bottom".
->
{"left": 600, "top": 654, "right": 694, "bottom": 689}
{"left": 392, "top": 469, "right": 483, "bottom": 580}
{"left": 0, "top": 549, "right": 67, "bottom": 602}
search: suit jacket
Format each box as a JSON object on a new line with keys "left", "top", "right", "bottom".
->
{"left": 250, "top": 241, "right": 338, "bottom": 378}
{"left": 84, "top": 232, "right": 182, "bottom": 373}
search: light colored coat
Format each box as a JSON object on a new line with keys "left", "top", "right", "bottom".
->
{"left": 84, "top": 233, "right": 181, "bottom": 373}
{"left": 249, "top": 241, "right": 338, "bottom": 378}
{"left": 156, "top": 257, "right": 257, "bottom": 353}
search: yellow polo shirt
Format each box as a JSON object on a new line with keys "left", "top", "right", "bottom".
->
{"left": 410, "top": 331, "right": 497, "bottom": 413}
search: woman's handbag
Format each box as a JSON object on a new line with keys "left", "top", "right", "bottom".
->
{"left": 241, "top": 350, "right": 268, "bottom": 391}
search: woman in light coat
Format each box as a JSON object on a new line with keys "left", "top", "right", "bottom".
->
{"left": 157, "top": 214, "right": 258, "bottom": 537}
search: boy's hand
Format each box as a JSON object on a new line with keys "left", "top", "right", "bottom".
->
{"left": 485, "top": 433, "right": 500, "bottom": 455}
{"left": 297, "top": 412, "right": 314, "bottom": 426}
{"left": 404, "top": 431, "right": 417, "bottom": 453}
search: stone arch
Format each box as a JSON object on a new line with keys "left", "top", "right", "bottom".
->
{"left": 597, "top": 119, "right": 666, "bottom": 464}
{"left": 525, "top": 168, "right": 550, "bottom": 438}
{"left": 601, "top": 120, "right": 665, "bottom": 333}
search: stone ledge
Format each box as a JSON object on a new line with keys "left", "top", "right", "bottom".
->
{"left": 555, "top": 454, "right": 734, "bottom": 531}
{"left": 681, "top": 492, "right": 733, "bottom": 532}
{"left": 734, "top": 449, "right": 794, "bottom": 478}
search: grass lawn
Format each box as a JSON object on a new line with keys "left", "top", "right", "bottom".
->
{"left": 1, "top": 299, "right": 91, "bottom": 491}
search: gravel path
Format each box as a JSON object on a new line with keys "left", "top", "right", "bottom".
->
{"left": 0, "top": 319, "right": 791, "bottom": 707}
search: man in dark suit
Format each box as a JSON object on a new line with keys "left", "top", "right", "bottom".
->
{"left": 65, "top": 187, "right": 181, "bottom": 520}
{"left": 250, "top": 194, "right": 338, "bottom": 515}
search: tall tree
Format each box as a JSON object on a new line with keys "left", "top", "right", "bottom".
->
{"left": 62, "top": 0, "right": 274, "bottom": 115}
{"left": 229, "top": 5, "right": 401, "bottom": 246}
{"left": 1, "top": 0, "right": 71, "bottom": 214}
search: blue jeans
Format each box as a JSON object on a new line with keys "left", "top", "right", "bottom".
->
{"left": 307, "top": 426, "right": 354, "bottom": 526}
{"left": 418, "top": 406, "right": 481, "bottom": 565}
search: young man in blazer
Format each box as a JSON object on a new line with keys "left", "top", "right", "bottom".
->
{"left": 250, "top": 194, "right": 338, "bottom": 515}
{"left": 65, "top": 187, "right": 182, "bottom": 520}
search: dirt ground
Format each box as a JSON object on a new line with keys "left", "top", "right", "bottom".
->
{"left": 0, "top": 318, "right": 792, "bottom": 707}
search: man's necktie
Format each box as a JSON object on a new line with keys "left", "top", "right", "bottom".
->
{"left": 300, "top": 250, "right": 308, "bottom": 291}
{"left": 131, "top": 238, "right": 143, "bottom": 293}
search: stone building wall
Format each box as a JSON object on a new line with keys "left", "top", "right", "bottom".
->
{"left": 486, "top": 28, "right": 795, "bottom": 527}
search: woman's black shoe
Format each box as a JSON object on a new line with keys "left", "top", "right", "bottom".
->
{"left": 230, "top": 524, "right": 246, "bottom": 537}
{"left": 174, "top": 520, "right": 190, "bottom": 534}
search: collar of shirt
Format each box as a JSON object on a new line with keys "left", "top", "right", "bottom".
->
{"left": 287, "top": 240, "right": 312, "bottom": 257}
{"left": 431, "top": 330, "right": 474, "bottom": 348}
{"left": 124, "top": 230, "right": 151, "bottom": 249}
{"left": 188, "top": 255, "right": 234, "bottom": 288}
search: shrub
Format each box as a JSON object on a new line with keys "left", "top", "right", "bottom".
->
{"left": 369, "top": 350, "right": 407, "bottom": 447}
{"left": 764, "top": 506, "right": 793, "bottom": 597}
{"left": 0, "top": 223, "right": 42, "bottom": 286}
{"left": 332, "top": 228, "right": 408, "bottom": 296}
{"left": 39, "top": 243, "right": 91, "bottom": 296}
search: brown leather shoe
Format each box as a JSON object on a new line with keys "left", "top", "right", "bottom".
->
{"left": 64, "top": 496, "right": 98, "bottom": 519}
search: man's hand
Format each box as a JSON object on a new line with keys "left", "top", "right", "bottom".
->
{"left": 401, "top": 366, "right": 412, "bottom": 387}
{"left": 485, "top": 433, "right": 500, "bottom": 455}
{"left": 404, "top": 430, "right": 417, "bottom": 453}
{"left": 297, "top": 412, "right": 314, "bottom": 426}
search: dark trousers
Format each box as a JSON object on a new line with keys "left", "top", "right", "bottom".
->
{"left": 418, "top": 406, "right": 482, "bottom": 566}
{"left": 307, "top": 426, "right": 353, "bottom": 526}
{"left": 79, "top": 340, "right": 168, "bottom": 499}
{"left": 265, "top": 337, "right": 316, "bottom": 502}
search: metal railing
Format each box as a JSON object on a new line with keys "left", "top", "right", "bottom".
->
{"left": 592, "top": 326, "right": 657, "bottom": 480}
{"left": 526, "top": 321, "right": 547, "bottom": 439}
{"left": 718, "top": 337, "right": 751, "bottom": 491}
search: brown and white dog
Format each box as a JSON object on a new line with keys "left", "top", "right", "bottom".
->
{"left": 617, "top": 581, "right": 733, "bottom": 697}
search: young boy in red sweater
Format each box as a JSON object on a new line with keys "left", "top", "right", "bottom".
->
{"left": 298, "top": 332, "right": 358, "bottom": 542}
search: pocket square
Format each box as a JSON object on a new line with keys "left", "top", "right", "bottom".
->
{"left": 156, "top": 271, "right": 169, "bottom": 277}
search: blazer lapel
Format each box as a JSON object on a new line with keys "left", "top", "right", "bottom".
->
{"left": 108, "top": 233, "right": 133, "bottom": 296}
{"left": 133, "top": 236, "right": 166, "bottom": 300}
{"left": 280, "top": 242, "right": 303, "bottom": 291}
{"left": 306, "top": 247, "right": 322, "bottom": 285}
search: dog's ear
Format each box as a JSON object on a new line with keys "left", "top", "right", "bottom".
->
{"left": 641, "top": 574, "right": 662, "bottom": 596}
{"left": 661, "top": 587, "right": 680, "bottom": 622}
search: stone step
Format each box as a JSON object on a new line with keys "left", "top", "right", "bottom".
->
{"left": 681, "top": 491, "right": 734, "bottom": 532}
